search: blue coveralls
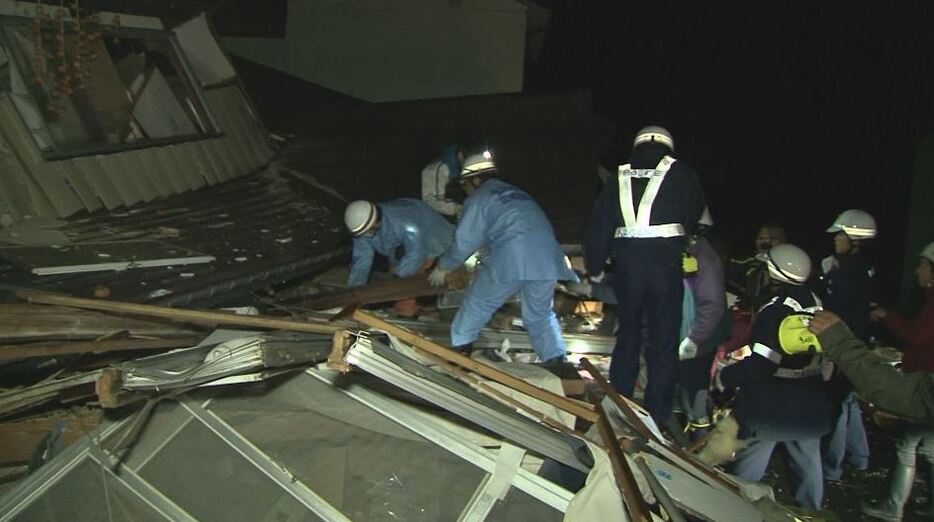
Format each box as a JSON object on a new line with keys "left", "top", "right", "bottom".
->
{"left": 820, "top": 253, "right": 873, "bottom": 479}
{"left": 721, "top": 285, "right": 835, "bottom": 511}
{"left": 585, "top": 143, "right": 706, "bottom": 426}
{"left": 347, "top": 199, "right": 454, "bottom": 287}
{"left": 438, "top": 178, "right": 576, "bottom": 362}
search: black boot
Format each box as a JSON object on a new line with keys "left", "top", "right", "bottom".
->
{"left": 913, "top": 460, "right": 934, "bottom": 518}
{"left": 452, "top": 343, "right": 473, "bottom": 356}
{"left": 863, "top": 462, "right": 915, "bottom": 521}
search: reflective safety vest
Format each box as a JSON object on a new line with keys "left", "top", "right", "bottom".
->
{"left": 751, "top": 295, "right": 830, "bottom": 380}
{"left": 614, "top": 156, "right": 686, "bottom": 238}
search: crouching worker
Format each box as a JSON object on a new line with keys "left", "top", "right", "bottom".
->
{"left": 717, "top": 244, "right": 835, "bottom": 511}
{"left": 344, "top": 199, "right": 454, "bottom": 317}
{"left": 428, "top": 150, "right": 576, "bottom": 363}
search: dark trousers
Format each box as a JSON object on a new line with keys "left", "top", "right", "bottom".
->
{"left": 609, "top": 239, "right": 684, "bottom": 426}
{"left": 677, "top": 350, "right": 716, "bottom": 423}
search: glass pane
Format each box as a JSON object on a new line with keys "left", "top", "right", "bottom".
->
{"left": 208, "top": 374, "right": 487, "bottom": 521}
{"left": 14, "top": 459, "right": 165, "bottom": 522}
{"left": 3, "top": 17, "right": 212, "bottom": 156}
{"left": 139, "top": 421, "right": 322, "bottom": 522}
{"left": 486, "top": 487, "right": 564, "bottom": 521}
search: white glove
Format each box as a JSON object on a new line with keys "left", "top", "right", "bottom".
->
{"left": 589, "top": 271, "right": 606, "bottom": 284}
{"left": 428, "top": 267, "right": 450, "bottom": 287}
{"left": 678, "top": 337, "right": 698, "bottom": 361}
{"left": 821, "top": 255, "right": 838, "bottom": 275}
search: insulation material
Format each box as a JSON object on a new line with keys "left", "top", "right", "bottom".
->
{"left": 173, "top": 13, "right": 237, "bottom": 86}
{"left": 563, "top": 440, "right": 630, "bottom": 521}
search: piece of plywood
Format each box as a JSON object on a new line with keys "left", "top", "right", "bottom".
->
{"left": 0, "top": 240, "right": 215, "bottom": 275}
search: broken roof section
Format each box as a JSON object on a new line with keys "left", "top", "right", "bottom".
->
{"left": 0, "top": 308, "right": 798, "bottom": 521}
{"left": 0, "top": 2, "right": 271, "bottom": 221}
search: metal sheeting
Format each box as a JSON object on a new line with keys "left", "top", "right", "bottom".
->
{"left": 0, "top": 83, "right": 272, "bottom": 221}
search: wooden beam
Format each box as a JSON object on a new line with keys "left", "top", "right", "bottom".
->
{"left": 23, "top": 293, "right": 340, "bottom": 335}
{"left": 299, "top": 273, "right": 439, "bottom": 310}
{"left": 0, "top": 410, "right": 103, "bottom": 465}
{"left": 0, "top": 303, "right": 202, "bottom": 342}
{"left": 580, "top": 357, "right": 741, "bottom": 493}
{"left": 0, "top": 337, "right": 203, "bottom": 361}
{"left": 593, "top": 402, "right": 652, "bottom": 522}
{"left": 326, "top": 330, "right": 353, "bottom": 373}
{"left": 351, "top": 309, "right": 598, "bottom": 422}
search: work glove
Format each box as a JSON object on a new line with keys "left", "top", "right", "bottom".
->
{"left": 428, "top": 266, "right": 450, "bottom": 287}
{"left": 821, "top": 255, "right": 838, "bottom": 275}
{"left": 678, "top": 337, "right": 699, "bottom": 361}
{"left": 588, "top": 271, "right": 606, "bottom": 284}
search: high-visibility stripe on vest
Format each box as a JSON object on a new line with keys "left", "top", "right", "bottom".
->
{"left": 615, "top": 155, "right": 685, "bottom": 238}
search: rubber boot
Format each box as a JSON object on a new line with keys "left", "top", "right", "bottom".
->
{"left": 862, "top": 463, "right": 915, "bottom": 521}
{"left": 913, "top": 460, "right": 934, "bottom": 518}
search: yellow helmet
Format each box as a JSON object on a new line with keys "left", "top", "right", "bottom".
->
{"left": 778, "top": 314, "right": 823, "bottom": 356}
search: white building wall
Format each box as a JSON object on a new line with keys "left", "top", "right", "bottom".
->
{"left": 222, "top": 0, "right": 527, "bottom": 102}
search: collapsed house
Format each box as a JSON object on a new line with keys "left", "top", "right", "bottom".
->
{"left": 0, "top": 2, "right": 810, "bottom": 521}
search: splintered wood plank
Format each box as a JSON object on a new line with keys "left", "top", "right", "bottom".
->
{"left": 351, "top": 309, "right": 599, "bottom": 422}
{"left": 0, "top": 336, "right": 202, "bottom": 361}
{"left": 71, "top": 155, "right": 123, "bottom": 210}
{"left": 0, "top": 303, "right": 202, "bottom": 342}
{"left": 24, "top": 293, "right": 340, "bottom": 335}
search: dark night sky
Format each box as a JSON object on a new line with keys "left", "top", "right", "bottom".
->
{"left": 529, "top": 3, "right": 934, "bottom": 301}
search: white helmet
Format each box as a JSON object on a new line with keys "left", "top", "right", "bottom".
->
{"left": 461, "top": 150, "right": 496, "bottom": 178}
{"left": 633, "top": 125, "right": 674, "bottom": 151}
{"left": 827, "top": 209, "right": 877, "bottom": 239}
{"left": 765, "top": 243, "right": 812, "bottom": 285}
{"left": 920, "top": 242, "right": 934, "bottom": 263}
{"left": 344, "top": 200, "right": 379, "bottom": 236}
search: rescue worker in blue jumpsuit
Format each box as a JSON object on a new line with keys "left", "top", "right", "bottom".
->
{"left": 429, "top": 150, "right": 576, "bottom": 363}
{"left": 585, "top": 126, "right": 706, "bottom": 425}
{"left": 718, "top": 243, "right": 836, "bottom": 511}
{"left": 344, "top": 198, "right": 454, "bottom": 287}
{"left": 819, "top": 209, "right": 876, "bottom": 481}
